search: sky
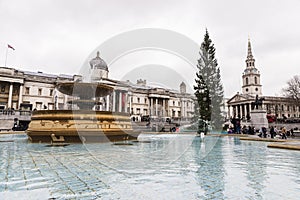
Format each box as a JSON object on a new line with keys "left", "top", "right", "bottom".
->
{"left": 1, "top": 0, "right": 300, "bottom": 98}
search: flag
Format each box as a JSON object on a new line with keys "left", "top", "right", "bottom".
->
{"left": 8, "top": 44, "right": 15, "bottom": 50}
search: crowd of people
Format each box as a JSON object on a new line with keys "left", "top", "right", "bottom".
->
{"left": 226, "top": 117, "right": 298, "bottom": 139}
{"left": 226, "top": 122, "right": 297, "bottom": 139}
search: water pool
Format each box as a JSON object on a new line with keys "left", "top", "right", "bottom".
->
{"left": 0, "top": 134, "right": 299, "bottom": 199}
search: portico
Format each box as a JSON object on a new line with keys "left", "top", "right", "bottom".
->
{"left": 148, "top": 93, "right": 170, "bottom": 117}
{"left": 0, "top": 76, "right": 24, "bottom": 109}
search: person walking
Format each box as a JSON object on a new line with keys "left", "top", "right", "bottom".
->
{"left": 274, "top": 126, "right": 278, "bottom": 137}
{"left": 281, "top": 127, "right": 287, "bottom": 139}
{"left": 270, "top": 126, "right": 275, "bottom": 139}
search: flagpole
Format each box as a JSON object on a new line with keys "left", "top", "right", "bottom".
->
{"left": 5, "top": 46, "right": 8, "bottom": 67}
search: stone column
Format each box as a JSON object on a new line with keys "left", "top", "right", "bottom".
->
{"left": 112, "top": 91, "right": 116, "bottom": 112}
{"left": 241, "top": 104, "right": 245, "bottom": 119}
{"left": 125, "top": 93, "right": 128, "bottom": 113}
{"left": 248, "top": 103, "right": 251, "bottom": 118}
{"left": 166, "top": 99, "right": 169, "bottom": 117}
{"left": 155, "top": 98, "right": 158, "bottom": 116}
{"left": 181, "top": 100, "right": 184, "bottom": 119}
{"left": 18, "top": 84, "right": 23, "bottom": 109}
{"left": 162, "top": 99, "right": 165, "bottom": 117}
{"left": 129, "top": 94, "right": 132, "bottom": 114}
{"left": 8, "top": 83, "right": 13, "bottom": 108}
{"left": 119, "top": 91, "right": 122, "bottom": 112}
{"left": 150, "top": 98, "right": 153, "bottom": 116}
{"left": 233, "top": 105, "right": 236, "bottom": 117}
{"left": 147, "top": 97, "right": 152, "bottom": 116}
{"left": 237, "top": 105, "right": 241, "bottom": 118}
{"left": 106, "top": 95, "right": 110, "bottom": 111}
{"left": 64, "top": 95, "right": 68, "bottom": 110}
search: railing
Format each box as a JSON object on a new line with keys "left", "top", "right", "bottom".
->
{"left": 0, "top": 110, "right": 32, "bottom": 120}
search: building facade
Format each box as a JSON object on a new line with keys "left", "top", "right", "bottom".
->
{"left": 0, "top": 67, "right": 78, "bottom": 111}
{"left": 0, "top": 52, "right": 196, "bottom": 123}
{"left": 88, "top": 52, "right": 195, "bottom": 121}
{"left": 227, "top": 39, "right": 300, "bottom": 120}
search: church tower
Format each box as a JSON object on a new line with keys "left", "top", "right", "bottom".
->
{"left": 242, "top": 39, "right": 262, "bottom": 96}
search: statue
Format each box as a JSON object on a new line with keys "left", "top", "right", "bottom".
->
{"left": 251, "top": 95, "right": 265, "bottom": 110}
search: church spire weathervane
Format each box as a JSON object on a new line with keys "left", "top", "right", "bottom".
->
{"left": 246, "top": 37, "right": 255, "bottom": 67}
{"left": 247, "top": 37, "right": 253, "bottom": 59}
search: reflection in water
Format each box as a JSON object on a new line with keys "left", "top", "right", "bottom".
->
{"left": 232, "top": 140, "right": 268, "bottom": 200}
{"left": 193, "top": 137, "right": 225, "bottom": 199}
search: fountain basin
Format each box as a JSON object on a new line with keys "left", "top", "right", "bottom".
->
{"left": 26, "top": 110, "right": 139, "bottom": 143}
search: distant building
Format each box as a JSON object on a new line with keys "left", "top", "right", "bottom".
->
{"left": 227, "top": 39, "right": 300, "bottom": 120}
{"left": 88, "top": 51, "right": 196, "bottom": 121}
{"left": 0, "top": 67, "right": 78, "bottom": 111}
{"left": 0, "top": 51, "right": 196, "bottom": 123}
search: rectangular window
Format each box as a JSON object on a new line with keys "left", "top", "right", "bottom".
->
{"left": 136, "top": 108, "right": 140, "bottom": 114}
{"left": 38, "top": 88, "right": 42, "bottom": 96}
{"left": 50, "top": 89, "right": 53, "bottom": 96}
{"left": 36, "top": 102, "right": 42, "bottom": 110}
{"left": 25, "top": 87, "right": 30, "bottom": 95}
{"left": 172, "top": 110, "right": 175, "bottom": 117}
{"left": 48, "top": 103, "right": 54, "bottom": 110}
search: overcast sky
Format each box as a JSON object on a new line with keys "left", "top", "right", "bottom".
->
{"left": 1, "top": 0, "right": 300, "bottom": 97}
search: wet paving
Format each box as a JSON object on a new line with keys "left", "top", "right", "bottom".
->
{"left": 0, "top": 134, "right": 300, "bottom": 199}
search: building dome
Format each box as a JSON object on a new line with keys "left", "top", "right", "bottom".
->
{"left": 89, "top": 51, "right": 108, "bottom": 71}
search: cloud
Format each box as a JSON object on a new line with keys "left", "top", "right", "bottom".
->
{"left": 0, "top": 0, "right": 299, "bottom": 98}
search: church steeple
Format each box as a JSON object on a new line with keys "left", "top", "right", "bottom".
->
{"left": 242, "top": 38, "right": 262, "bottom": 96}
{"left": 246, "top": 38, "right": 255, "bottom": 68}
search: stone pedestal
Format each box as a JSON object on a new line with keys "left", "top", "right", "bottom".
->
{"left": 250, "top": 109, "right": 268, "bottom": 130}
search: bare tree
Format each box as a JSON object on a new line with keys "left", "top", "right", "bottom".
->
{"left": 283, "top": 75, "right": 300, "bottom": 105}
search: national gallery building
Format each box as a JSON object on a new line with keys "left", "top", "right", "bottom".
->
{"left": 0, "top": 52, "right": 195, "bottom": 122}
{"left": 227, "top": 40, "right": 300, "bottom": 120}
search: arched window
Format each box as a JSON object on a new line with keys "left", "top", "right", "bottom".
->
{"left": 254, "top": 76, "right": 257, "bottom": 84}
{"left": 246, "top": 78, "right": 249, "bottom": 85}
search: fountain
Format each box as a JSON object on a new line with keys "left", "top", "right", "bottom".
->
{"left": 27, "top": 70, "right": 140, "bottom": 143}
